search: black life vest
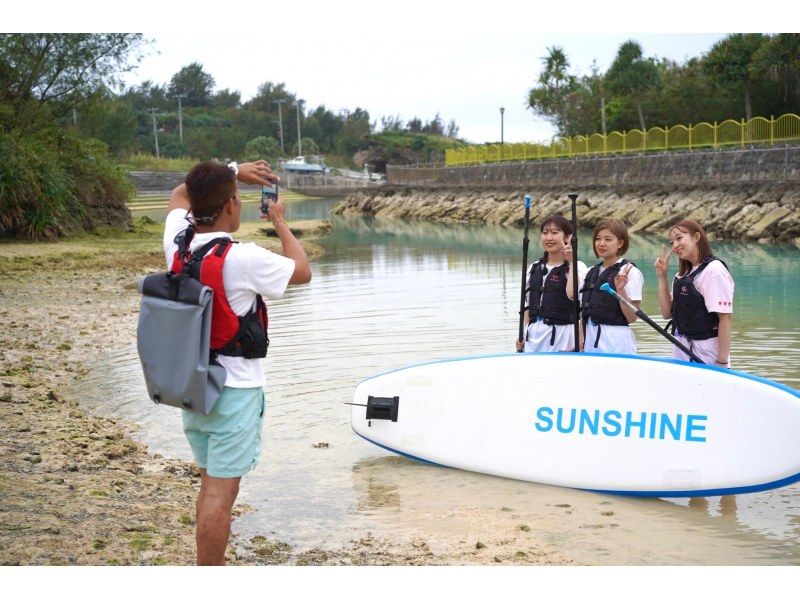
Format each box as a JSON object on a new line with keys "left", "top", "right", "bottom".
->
{"left": 580, "top": 260, "right": 632, "bottom": 327}
{"left": 527, "top": 260, "right": 575, "bottom": 326}
{"left": 171, "top": 230, "right": 269, "bottom": 359}
{"left": 671, "top": 256, "right": 728, "bottom": 341}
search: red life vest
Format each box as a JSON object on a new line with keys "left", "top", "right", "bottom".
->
{"left": 171, "top": 236, "right": 269, "bottom": 359}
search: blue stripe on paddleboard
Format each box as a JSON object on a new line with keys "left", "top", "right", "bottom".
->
{"left": 357, "top": 430, "right": 800, "bottom": 497}
{"left": 594, "top": 470, "right": 800, "bottom": 497}
{"left": 352, "top": 430, "right": 444, "bottom": 468}
{"left": 359, "top": 351, "right": 800, "bottom": 399}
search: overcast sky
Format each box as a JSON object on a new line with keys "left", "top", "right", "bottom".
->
{"left": 11, "top": 1, "right": 771, "bottom": 144}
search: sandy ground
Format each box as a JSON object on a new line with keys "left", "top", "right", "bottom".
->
{"left": 0, "top": 217, "right": 573, "bottom": 566}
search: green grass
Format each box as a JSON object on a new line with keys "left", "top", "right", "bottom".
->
{"left": 128, "top": 532, "right": 153, "bottom": 552}
{"left": 121, "top": 154, "right": 197, "bottom": 172}
{"left": 178, "top": 513, "right": 194, "bottom": 526}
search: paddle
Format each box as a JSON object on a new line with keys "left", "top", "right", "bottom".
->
{"left": 517, "top": 194, "right": 533, "bottom": 353}
{"left": 598, "top": 282, "right": 705, "bottom": 364}
{"left": 568, "top": 193, "right": 580, "bottom": 352}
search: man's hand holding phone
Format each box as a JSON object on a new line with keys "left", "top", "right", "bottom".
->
{"left": 260, "top": 183, "right": 287, "bottom": 225}
{"left": 260, "top": 182, "right": 278, "bottom": 217}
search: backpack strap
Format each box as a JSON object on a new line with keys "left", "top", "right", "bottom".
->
{"left": 174, "top": 226, "right": 197, "bottom": 262}
{"left": 184, "top": 237, "right": 234, "bottom": 280}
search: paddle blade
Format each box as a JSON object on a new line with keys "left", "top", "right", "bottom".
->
{"left": 599, "top": 282, "right": 615, "bottom": 295}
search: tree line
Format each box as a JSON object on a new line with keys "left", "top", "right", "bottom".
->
{"left": 68, "top": 61, "right": 463, "bottom": 169}
{"left": 528, "top": 34, "right": 800, "bottom": 138}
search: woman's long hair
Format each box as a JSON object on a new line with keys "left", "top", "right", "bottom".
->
{"left": 669, "top": 219, "right": 712, "bottom": 276}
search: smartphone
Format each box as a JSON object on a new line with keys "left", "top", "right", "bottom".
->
{"left": 260, "top": 181, "right": 279, "bottom": 215}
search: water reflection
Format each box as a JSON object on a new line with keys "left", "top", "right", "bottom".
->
{"left": 348, "top": 455, "right": 798, "bottom": 564}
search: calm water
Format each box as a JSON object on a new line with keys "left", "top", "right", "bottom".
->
{"left": 71, "top": 198, "right": 800, "bottom": 564}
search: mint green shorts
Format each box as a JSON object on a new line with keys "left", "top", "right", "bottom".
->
{"left": 182, "top": 386, "right": 265, "bottom": 478}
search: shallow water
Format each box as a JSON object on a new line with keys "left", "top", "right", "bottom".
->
{"left": 70, "top": 199, "right": 800, "bottom": 564}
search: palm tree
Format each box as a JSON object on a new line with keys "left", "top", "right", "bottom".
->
{"left": 605, "top": 40, "right": 659, "bottom": 131}
{"left": 528, "top": 46, "right": 576, "bottom": 135}
{"left": 751, "top": 33, "right": 800, "bottom": 106}
{"left": 704, "top": 33, "right": 767, "bottom": 121}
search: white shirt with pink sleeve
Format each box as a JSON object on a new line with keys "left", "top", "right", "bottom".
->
{"left": 670, "top": 260, "right": 734, "bottom": 366}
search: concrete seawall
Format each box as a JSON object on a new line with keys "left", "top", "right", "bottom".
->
{"left": 332, "top": 182, "right": 800, "bottom": 246}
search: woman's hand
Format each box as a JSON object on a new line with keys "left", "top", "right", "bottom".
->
{"left": 654, "top": 243, "right": 673, "bottom": 279}
{"left": 561, "top": 235, "right": 573, "bottom": 263}
{"left": 614, "top": 263, "right": 632, "bottom": 292}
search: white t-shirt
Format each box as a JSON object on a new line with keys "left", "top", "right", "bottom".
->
{"left": 523, "top": 259, "right": 588, "bottom": 353}
{"left": 164, "top": 209, "right": 296, "bottom": 387}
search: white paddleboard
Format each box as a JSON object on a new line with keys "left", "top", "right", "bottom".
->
{"left": 351, "top": 353, "right": 800, "bottom": 497}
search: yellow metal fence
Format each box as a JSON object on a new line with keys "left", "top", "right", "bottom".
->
{"left": 446, "top": 114, "right": 800, "bottom": 166}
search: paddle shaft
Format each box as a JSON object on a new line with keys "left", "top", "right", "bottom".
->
{"left": 517, "top": 196, "right": 532, "bottom": 352}
{"left": 568, "top": 194, "right": 580, "bottom": 352}
{"left": 601, "top": 283, "right": 705, "bottom": 364}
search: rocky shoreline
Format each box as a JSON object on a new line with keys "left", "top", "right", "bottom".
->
{"left": 333, "top": 182, "right": 800, "bottom": 246}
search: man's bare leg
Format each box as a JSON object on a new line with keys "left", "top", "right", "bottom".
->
{"left": 195, "top": 469, "right": 241, "bottom": 565}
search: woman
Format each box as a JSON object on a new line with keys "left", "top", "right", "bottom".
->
{"left": 580, "top": 218, "right": 644, "bottom": 354}
{"left": 654, "top": 220, "right": 734, "bottom": 367}
{"left": 515, "top": 214, "right": 588, "bottom": 353}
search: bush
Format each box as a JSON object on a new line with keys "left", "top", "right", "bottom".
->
{"left": 292, "top": 137, "right": 319, "bottom": 156}
{"left": 243, "top": 136, "right": 281, "bottom": 164}
{"left": 0, "top": 128, "right": 134, "bottom": 239}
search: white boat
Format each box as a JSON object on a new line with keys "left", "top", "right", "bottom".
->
{"left": 280, "top": 155, "right": 328, "bottom": 175}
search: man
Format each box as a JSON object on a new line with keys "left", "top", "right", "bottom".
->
{"left": 164, "top": 159, "right": 311, "bottom": 565}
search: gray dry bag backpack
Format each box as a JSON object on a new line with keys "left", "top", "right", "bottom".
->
{"left": 136, "top": 270, "right": 226, "bottom": 415}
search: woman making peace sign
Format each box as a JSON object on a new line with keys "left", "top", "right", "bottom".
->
{"left": 579, "top": 219, "right": 644, "bottom": 354}
{"left": 515, "top": 214, "right": 588, "bottom": 353}
{"left": 655, "top": 220, "right": 734, "bottom": 367}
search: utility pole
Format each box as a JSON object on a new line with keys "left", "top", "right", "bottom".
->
{"left": 176, "top": 95, "right": 185, "bottom": 144}
{"left": 296, "top": 100, "right": 303, "bottom": 157}
{"left": 500, "top": 107, "right": 505, "bottom": 144}
{"left": 148, "top": 108, "right": 160, "bottom": 159}
{"left": 601, "top": 96, "right": 607, "bottom": 136}
{"left": 275, "top": 99, "right": 286, "bottom": 154}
